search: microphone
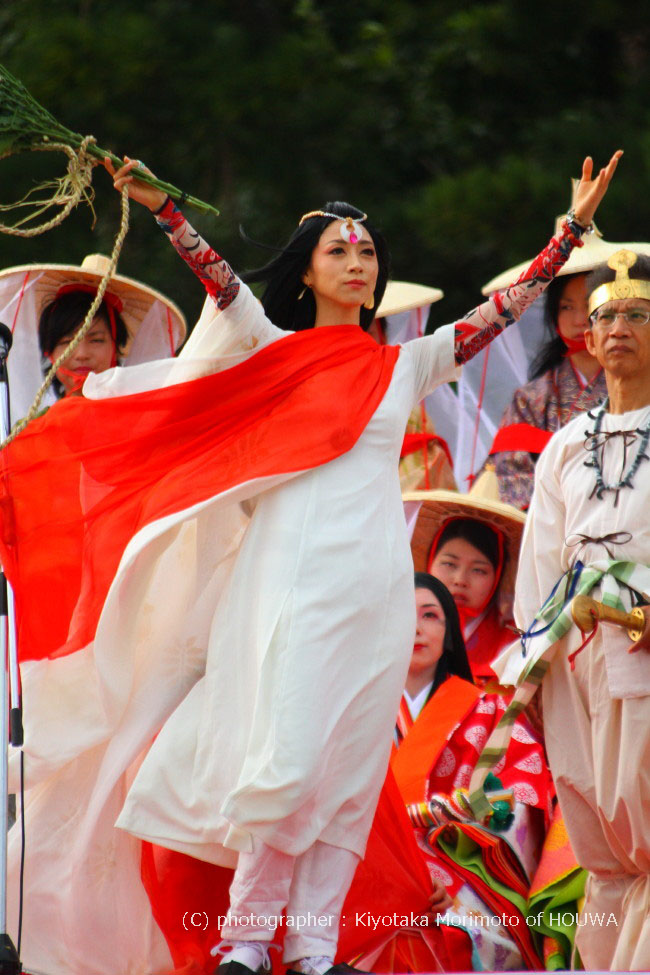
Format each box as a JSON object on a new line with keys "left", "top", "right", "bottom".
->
{"left": 0, "top": 323, "right": 12, "bottom": 358}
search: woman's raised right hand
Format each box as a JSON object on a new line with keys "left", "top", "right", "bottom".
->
{"left": 104, "top": 156, "right": 168, "bottom": 213}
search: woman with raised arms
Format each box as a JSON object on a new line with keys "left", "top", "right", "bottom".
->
{"left": 104, "top": 152, "right": 619, "bottom": 975}
{"left": 4, "top": 152, "right": 619, "bottom": 975}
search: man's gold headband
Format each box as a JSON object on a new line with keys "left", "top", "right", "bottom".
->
{"left": 588, "top": 249, "right": 650, "bottom": 315}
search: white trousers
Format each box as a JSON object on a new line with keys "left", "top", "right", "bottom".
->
{"left": 220, "top": 838, "right": 359, "bottom": 961}
{"left": 543, "top": 633, "right": 650, "bottom": 971}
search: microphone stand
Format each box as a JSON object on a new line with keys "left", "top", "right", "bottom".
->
{"left": 0, "top": 322, "right": 23, "bottom": 974}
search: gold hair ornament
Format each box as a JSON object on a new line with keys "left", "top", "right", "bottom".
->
{"left": 299, "top": 210, "right": 368, "bottom": 244}
{"left": 588, "top": 249, "right": 650, "bottom": 315}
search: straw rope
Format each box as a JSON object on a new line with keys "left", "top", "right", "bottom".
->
{"left": 0, "top": 181, "right": 130, "bottom": 448}
{"left": 0, "top": 136, "right": 98, "bottom": 234}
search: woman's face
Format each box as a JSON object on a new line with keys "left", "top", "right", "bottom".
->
{"left": 409, "top": 587, "right": 446, "bottom": 682}
{"left": 51, "top": 315, "right": 115, "bottom": 395}
{"left": 556, "top": 274, "right": 589, "bottom": 345}
{"left": 430, "top": 536, "right": 496, "bottom": 612}
{"left": 302, "top": 220, "right": 378, "bottom": 320}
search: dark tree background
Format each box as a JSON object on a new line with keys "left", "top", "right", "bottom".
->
{"left": 1, "top": 0, "right": 648, "bottom": 330}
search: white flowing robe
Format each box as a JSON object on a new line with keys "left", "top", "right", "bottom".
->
{"left": 512, "top": 404, "right": 650, "bottom": 972}
{"left": 117, "top": 291, "right": 460, "bottom": 861}
{"left": 10, "top": 207, "right": 577, "bottom": 971}
{"left": 8, "top": 285, "right": 458, "bottom": 975}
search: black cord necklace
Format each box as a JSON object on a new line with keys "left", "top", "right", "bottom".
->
{"left": 583, "top": 400, "right": 650, "bottom": 506}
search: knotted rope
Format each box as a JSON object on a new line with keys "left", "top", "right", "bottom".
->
{"left": 0, "top": 136, "right": 98, "bottom": 234}
{"left": 0, "top": 138, "right": 130, "bottom": 447}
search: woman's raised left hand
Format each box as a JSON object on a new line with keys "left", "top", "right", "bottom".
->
{"left": 572, "top": 150, "right": 623, "bottom": 228}
{"left": 104, "top": 156, "right": 168, "bottom": 213}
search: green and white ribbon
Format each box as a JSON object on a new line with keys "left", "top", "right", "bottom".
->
{"left": 469, "top": 559, "right": 650, "bottom": 822}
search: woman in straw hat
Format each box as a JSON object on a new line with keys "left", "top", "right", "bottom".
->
{"left": 0, "top": 152, "right": 618, "bottom": 975}
{"left": 1, "top": 256, "right": 187, "bottom": 974}
{"left": 39, "top": 286, "right": 129, "bottom": 396}
{"left": 406, "top": 485, "right": 525, "bottom": 683}
{"left": 0, "top": 252, "right": 185, "bottom": 416}
{"left": 482, "top": 222, "right": 650, "bottom": 510}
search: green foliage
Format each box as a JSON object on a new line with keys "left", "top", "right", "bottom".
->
{"left": 0, "top": 0, "right": 648, "bottom": 329}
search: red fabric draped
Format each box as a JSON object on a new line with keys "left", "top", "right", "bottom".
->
{"left": 140, "top": 843, "right": 234, "bottom": 975}
{"left": 338, "top": 769, "right": 473, "bottom": 973}
{"left": 489, "top": 422, "right": 553, "bottom": 456}
{"left": 464, "top": 605, "right": 514, "bottom": 680}
{"left": 400, "top": 431, "right": 453, "bottom": 469}
{"left": 139, "top": 770, "right": 473, "bottom": 975}
{"left": 0, "top": 324, "right": 398, "bottom": 661}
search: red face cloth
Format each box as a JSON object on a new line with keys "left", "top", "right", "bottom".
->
{"left": 561, "top": 333, "right": 588, "bottom": 354}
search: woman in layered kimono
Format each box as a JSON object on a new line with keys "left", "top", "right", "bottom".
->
{"left": 1, "top": 153, "right": 619, "bottom": 975}
{"left": 482, "top": 225, "right": 635, "bottom": 510}
{"left": 390, "top": 574, "right": 552, "bottom": 970}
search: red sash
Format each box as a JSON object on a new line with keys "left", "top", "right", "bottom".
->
{"left": 0, "top": 325, "right": 398, "bottom": 661}
{"left": 400, "top": 431, "right": 454, "bottom": 468}
{"left": 489, "top": 421, "right": 553, "bottom": 455}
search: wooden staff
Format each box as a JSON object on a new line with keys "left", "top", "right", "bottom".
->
{"left": 571, "top": 595, "right": 646, "bottom": 641}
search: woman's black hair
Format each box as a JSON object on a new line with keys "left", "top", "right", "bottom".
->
{"left": 528, "top": 273, "right": 583, "bottom": 380}
{"left": 435, "top": 518, "right": 500, "bottom": 573}
{"left": 38, "top": 290, "right": 129, "bottom": 357}
{"left": 414, "top": 572, "right": 474, "bottom": 697}
{"left": 241, "top": 201, "right": 390, "bottom": 331}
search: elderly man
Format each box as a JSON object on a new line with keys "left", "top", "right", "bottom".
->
{"left": 477, "top": 248, "right": 650, "bottom": 971}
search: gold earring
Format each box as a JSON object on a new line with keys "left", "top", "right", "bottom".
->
{"left": 364, "top": 294, "right": 375, "bottom": 310}
{"left": 298, "top": 286, "right": 307, "bottom": 300}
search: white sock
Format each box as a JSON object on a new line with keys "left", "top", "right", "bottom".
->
{"left": 294, "top": 956, "right": 334, "bottom": 975}
{"left": 211, "top": 940, "right": 274, "bottom": 972}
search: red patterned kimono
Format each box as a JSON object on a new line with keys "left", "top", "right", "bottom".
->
{"left": 390, "top": 676, "right": 552, "bottom": 970}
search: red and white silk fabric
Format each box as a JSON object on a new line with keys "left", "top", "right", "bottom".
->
{"left": 4, "top": 281, "right": 457, "bottom": 975}
{"left": 5, "top": 210, "right": 582, "bottom": 974}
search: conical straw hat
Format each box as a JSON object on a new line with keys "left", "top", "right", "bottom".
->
{"left": 481, "top": 182, "right": 650, "bottom": 294}
{"left": 377, "top": 279, "right": 443, "bottom": 317}
{"left": 405, "top": 474, "right": 526, "bottom": 598}
{"left": 0, "top": 253, "right": 186, "bottom": 353}
{"left": 482, "top": 228, "right": 650, "bottom": 294}
{"left": 0, "top": 256, "right": 188, "bottom": 419}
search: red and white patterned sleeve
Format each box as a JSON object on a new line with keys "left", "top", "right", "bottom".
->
{"left": 154, "top": 197, "right": 240, "bottom": 311}
{"left": 454, "top": 219, "right": 586, "bottom": 366}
